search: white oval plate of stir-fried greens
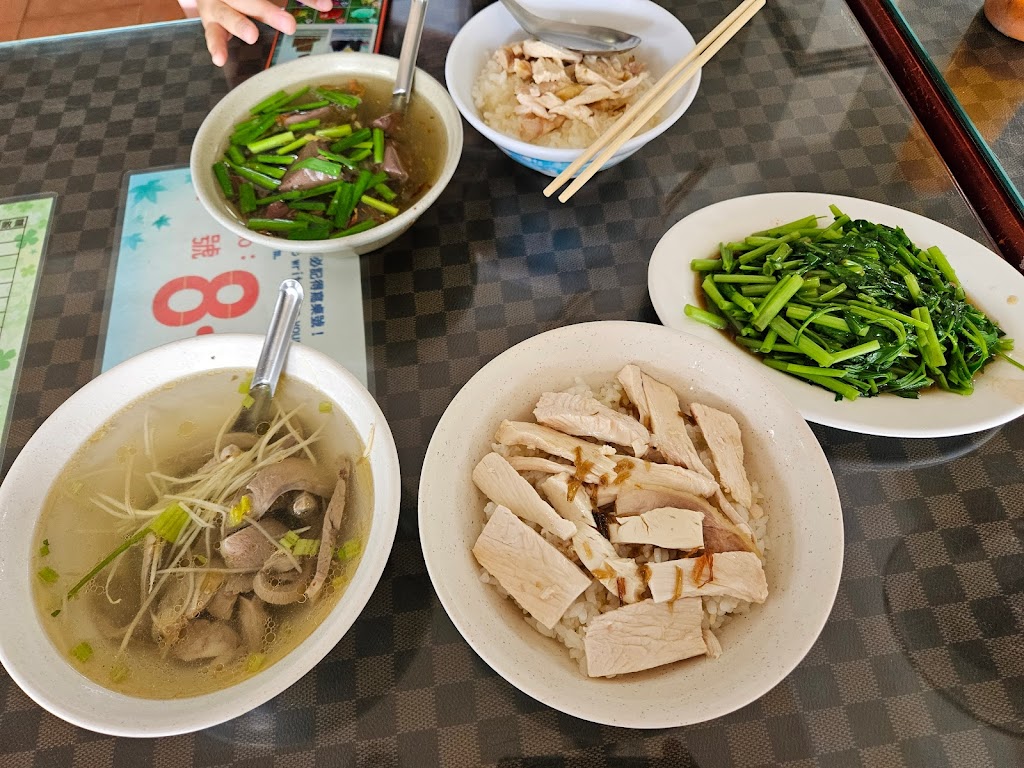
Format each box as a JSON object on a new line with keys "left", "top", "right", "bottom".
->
{"left": 648, "top": 192, "right": 1024, "bottom": 438}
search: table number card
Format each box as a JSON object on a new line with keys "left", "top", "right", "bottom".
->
{"left": 0, "top": 194, "right": 55, "bottom": 460}
{"left": 102, "top": 167, "right": 368, "bottom": 384}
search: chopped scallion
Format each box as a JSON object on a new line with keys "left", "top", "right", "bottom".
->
{"left": 224, "top": 161, "right": 280, "bottom": 191}
{"left": 335, "top": 538, "right": 361, "bottom": 561}
{"left": 275, "top": 134, "right": 316, "bottom": 155}
{"left": 315, "top": 124, "right": 354, "bottom": 139}
{"left": 280, "top": 530, "right": 300, "bottom": 551}
{"left": 329, "top": 128, "right": 372, "bottom": 153}
{"left": 245, "top": 161, "right": 286, "bottom": 179}
{"left": 316, "top": 88, "right": 361, "bottom": 108}
{"left": 150, "top": 504, "right": 190, "bottom": 543}
{"left": 290, "top": 200, "right": 328, "bottom": 212}
{"left": 245, "top": 218, "right": 308, "bottom": 233}
{"left": 250, "top": 89, "right": 291, "bottom": 115}
{"left": 286, "top": 118, "right": 320, "bottom": 133}
{"left": 110, "top": 664, "right": 130, "bottom": 683}
{"left": 255, "top": 154, "right": 296, "bottom": 165}
{"left": 226, "top": 145, "right": 247, "bottom": 166}
{"left": 213, "top": 162, "right": 234, "bottom": 199}
{"left": 246, "top": 130, "right": 296, "bottom": 155}
{"left": 290, "top": 157, "right": 342, "bottom": 177}
{"left": 71, "top": 642, "right": 93, "bottom": 662}
{"left": 347, "top": 148, "right": 372, "bottom": 164}
{"left": 372, "top": 127, "right": 385, "bottom": 164}
{"left": 230, "top": 495, "right": 252, "bottom": 526}
{"left": 360, "top": 195, "right": 399, "bottom": 217}
{"left": 331, "top": 220, "right": 378, "bottom": 238}
{"left": 372, "top": 182, "right": 396, "bottom": 202}
{"left": 238, "top": 182, "right": 257, "bottom": 215}
{"left": 292, "top": 538, "right": 321, "bottom": 557}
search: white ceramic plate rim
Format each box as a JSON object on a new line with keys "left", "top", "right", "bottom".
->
{"left": 190, "top": 53, "right": 464, "bottom": 254}
{"left": 0, "top": 335, "right": 401, "bottom": 737}
{"left": 444, "top": 0, "right": 700, "bottom": 162}
{"left": 418, "top": 320, "right": 843, "bottom": 729}
{"left": 648, "top": 192, "right": 1024, "bottom": 438}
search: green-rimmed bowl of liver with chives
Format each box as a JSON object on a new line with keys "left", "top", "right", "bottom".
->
{"left": 191, "top": 52, "right": 463, "bottom": 254}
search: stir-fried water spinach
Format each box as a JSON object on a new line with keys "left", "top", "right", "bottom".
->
{"left": 685, "top": 205, "right": 1023, "bottom": 400}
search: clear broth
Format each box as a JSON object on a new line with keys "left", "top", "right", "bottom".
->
{"left": 31, "top": 370, "right": 372, "bottom": 699}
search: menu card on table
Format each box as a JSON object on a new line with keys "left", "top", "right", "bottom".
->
{"left": 101, "top": 167, "right": 367, "bottom": 384}
{"left": 0, "top": 194, "right": 55, "bottom": 460}
{"left": 266, "top": 0, "right": 389, "bottom": 67}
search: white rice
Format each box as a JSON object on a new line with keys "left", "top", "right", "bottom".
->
{"left": 477, "top": 377, "right": 769, "bottom": 677}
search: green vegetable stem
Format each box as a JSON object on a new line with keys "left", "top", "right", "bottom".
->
{"left": 687, "top": 204, "right": 1017, "bottom": 400}
{"left": 212, "top": 84, "right": 408, "bottom": 241}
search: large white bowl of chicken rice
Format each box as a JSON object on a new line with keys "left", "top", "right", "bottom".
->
{"left": 445, "top": 0, "right": 700, "bottom": 177}
{"left": 418, "top": 321, "right": 843, "bottom": 728}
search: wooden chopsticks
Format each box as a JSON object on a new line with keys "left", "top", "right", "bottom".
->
{"left": 543, "top": 0, "right": 767, "bottom": 203}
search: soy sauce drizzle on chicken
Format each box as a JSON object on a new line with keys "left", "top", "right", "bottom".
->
{"left": 472, "top": 366, "right": 770, "bottom": 678}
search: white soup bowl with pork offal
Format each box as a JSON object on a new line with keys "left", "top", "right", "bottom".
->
{"left": 445, "top": 0, "right": 700, "bottom": 177}
{"left": 0, "top": 335, "right": 401, "bottom": 736}
{"left": 418, "top": 321, "right": 843, "bottom": 728}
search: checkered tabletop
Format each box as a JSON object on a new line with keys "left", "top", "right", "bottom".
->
{"left": 1, "top": 1, "right": 1022, "bottom": 766}
{"left": 888, "top": 0, "right": 1024, "bottom": 212}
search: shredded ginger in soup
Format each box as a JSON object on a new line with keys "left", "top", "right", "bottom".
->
{"left": 31, "top": 370, "right": 372, "bottom": 699}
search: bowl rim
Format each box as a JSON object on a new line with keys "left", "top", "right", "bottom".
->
{"left": 418, "top": 320, "right": 844, "bottom": 728}
{"left": 443, "top": 0, "right": 700, "bottom": 162}
{"left": 190, "top": 52, "right": 464, "bottom": 253}
{"left": 0, "top": 334, "right": 401, "bottom": 737}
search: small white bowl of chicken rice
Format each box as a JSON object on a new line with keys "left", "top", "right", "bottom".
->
{"left": 419, "top": 321, "right": 844, "bottom": 728}
{"left": 445, "top": 0, "right": 700, "bottom": 177}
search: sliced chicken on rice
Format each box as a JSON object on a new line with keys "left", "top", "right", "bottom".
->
{"left": 473, "top": 40, "right": 654, "bottom": 146}
{"left": 472, "top": 366, "right": 771, "bottom": 678}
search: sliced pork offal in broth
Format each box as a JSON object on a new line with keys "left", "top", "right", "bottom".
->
{"left": 213, "top": 77, "right": 445, "bottom": 240}
{"left": 31, "top": 371, "right": 372, "bottom": 698}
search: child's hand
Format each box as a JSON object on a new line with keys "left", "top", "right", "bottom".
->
{"left": 198, "top": 0, "right": 334, "bottom": 67}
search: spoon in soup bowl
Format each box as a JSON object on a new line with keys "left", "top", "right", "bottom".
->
{"left": 230, "top": 279, "right": 304, "bottom": 435}
{"left": 498, "top": 0, "right": 642, "bottom": 54}
{"left": 370, "top": 0, "right": 429, "bottom": 136}
{"left": 389, "top": 0, "right": 428, "bottom": 116}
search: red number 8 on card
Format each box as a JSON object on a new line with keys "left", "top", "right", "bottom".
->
{"left": 152, "top": 271, "right": 260, "bottom": 327}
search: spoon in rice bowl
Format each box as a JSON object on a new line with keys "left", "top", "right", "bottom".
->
{"left": 499, "top": 0, "right": 642, "bottom": 54}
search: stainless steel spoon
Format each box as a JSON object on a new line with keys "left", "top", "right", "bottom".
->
{"left": 231, "top": 279, "right": 304, "bottom": 434}
{"left": 499, "top": 0, "right": 641, "bottom": 54}
{"left": 389, "top": 0, "right": 429, "bottom": 115}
